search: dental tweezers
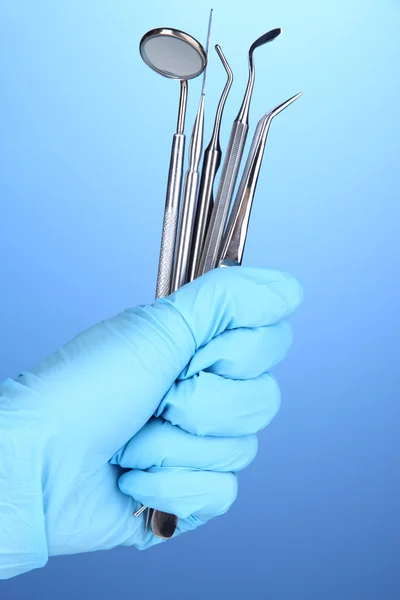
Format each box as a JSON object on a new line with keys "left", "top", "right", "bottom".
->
{"left": 219, "top": 93, "right": 302, "bottom": 267}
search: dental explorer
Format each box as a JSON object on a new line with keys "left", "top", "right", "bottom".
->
{"left": 171, "top": 9, "right": 213, "bottom": 292}
{"left": 219, "top": 93, "right": 303, "bottom": 267}
{"left": 139, "top": 28, "right": 207, "bottom": 298}
{"left": 197, "top": 28, "right": 282, "bottom": 276}
{"left": 188, "top": 44, "right": 233, "bottom": 282}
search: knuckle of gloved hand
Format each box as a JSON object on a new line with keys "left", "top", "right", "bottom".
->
{"left": 238, "top": 435, "right": 259, "bottom": 469}
{"left": 243, "top": 321, "right": 294, "bottom": 375}
{"left": 165, "top": 401, "right": 215, "bottom": 437}
{"left": 277, "top": 319, "right": 294, "bottom": 351}
{"left": 213, "top": 473, "right": 238, "bottom": 516}
{"left": 186, "top": 410, "right": 213, "bottom": 437}
{"left": 197, "top": 267, "right": 239, "bottom": 309}
{"left": 150, "top": 475, "right": 175, "bottom": 503}
{"left": 196, "top": 473, "right": 239, "bottom": 519}
{"left": 260, "top": 373, "right": 281, "bottom": 427}
{"left": 202, "top": 265, "right": 233, "bottom": 286}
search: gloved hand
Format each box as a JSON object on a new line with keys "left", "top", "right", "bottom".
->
{"left": 0, "top": 267, "right": 302, "bottom": 579}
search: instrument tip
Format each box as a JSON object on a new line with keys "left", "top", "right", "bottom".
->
{"left": 269, "top": 92, "right": 303, "bottom": 118}
{"left": 202, "top": 9, "right": 214, "bottom": 95}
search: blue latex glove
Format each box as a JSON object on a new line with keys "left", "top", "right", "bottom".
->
{"left": 0, "top": 267, "right": 302, "bottom": 579}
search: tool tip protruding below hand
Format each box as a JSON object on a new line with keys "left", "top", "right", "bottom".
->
{"left": 151, "top": 511, "right": 178, "bottom": 539}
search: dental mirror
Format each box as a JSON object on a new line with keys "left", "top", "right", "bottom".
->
{"left": 139, "top": 28, "right": 207, "bottom": 80}
{"left": 136, "top": 25, "right": 208, "bottom": 537}
{"left": 138, "top": 27, "right": 207, "bottom": 300}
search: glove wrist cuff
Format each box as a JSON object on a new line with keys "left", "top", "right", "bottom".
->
{"left": 0, "top": 410, "right": 48, "bottom": 579}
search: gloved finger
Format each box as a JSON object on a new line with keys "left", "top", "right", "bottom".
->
{"left": 156, "top": 371, "right": 280, "bottom": 436}
{"left": 161, "top": 267, "right": 302, "bottom": 351}
{"left": 104, "top": 268, "right": 301, "bottom": 422}
{"left": 111, "top": 418, "right": 258, "bottom": 471}
{"left": 119, "top": 467, "right": 238, "bottom": 521}
{"left": 180, "top": 321, "right": 293, "bottom": 381}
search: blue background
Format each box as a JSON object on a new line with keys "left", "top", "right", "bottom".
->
{"left": 1, "top": 0, "right": 399, "bottom": 598}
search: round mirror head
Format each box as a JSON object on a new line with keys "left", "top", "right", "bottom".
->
{"left": 140, "top": 28, "right": 207, "bottom": 80}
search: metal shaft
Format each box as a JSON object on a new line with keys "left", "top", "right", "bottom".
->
{"left": 155, "top": 80, "right": 188, "bottom": 298}
{"left": 189, "top": 45, "right": 233, "bottom": 281}
{"left": 171, "top": 95, "right": 205, "bottom": 291}
{"left": 197, "top": 118, "right": 248, "bottom": 274}
{"left": 170, "top": 10, "right": 213, "bottom": 292}
{"left": 189, "top": 146, "right": 220, "bottom": 280}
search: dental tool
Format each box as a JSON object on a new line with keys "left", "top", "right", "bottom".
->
{"left": 197, "top": 28, "right": 282, "bottom": 276}
{"left": 189, "top": 44, "right": 233, "bottom": 282}
{"left": 138, "top": 16, "right": 212, "bottom": 541}
{"left": 171, "top": 9, "right": 213, "bottom": 292}
{"left": 140, "top": 27, "right": 207, "bottom": 298}
{"left": 219, "top": 93, "right": 303, "bottom": 267}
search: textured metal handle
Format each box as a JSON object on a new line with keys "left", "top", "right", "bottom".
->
{"left": 152, "top": 171, "right": 201, "bottom": 541}
{"left": 155, "top": 205, "right": 179, "bottom": 298}
{"left": 155, "top": 133, "right": 185, "bottom": 298}
{"left": 153, "top": 133, "right": 185, "bottom": 534}
{"left": 197, "top": 119, "right": 248, "bottom": 276}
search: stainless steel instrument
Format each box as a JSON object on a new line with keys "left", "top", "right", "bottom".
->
{"left": 197, "top": 28, "right": 282, "bottom": 276}
{"left": 139, "top": 28, "right": 207, "bottom": 298}
{"left": 219, "top": 93, "right": 302, "bottom": 267}
{"left": 151, "top": 13, "right": 214, "bottom": 540}
{"left": 171, "top": 10, "right": 213, "bottom": 292}
{"left": 189, "top": 44, "right": 233, "bottom": 282}
{"left": 138, "top": 26, "right": 208, "bottom": 540}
